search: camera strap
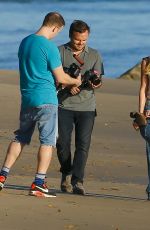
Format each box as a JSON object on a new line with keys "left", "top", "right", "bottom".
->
{"left": 73, "top": 53, "right": 100, "bottom": 77}
{"left": 73, "top": 54, "right": 84, "bottom": 68}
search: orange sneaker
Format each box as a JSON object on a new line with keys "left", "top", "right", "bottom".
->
{"left": 29, "top": 182, "right": 56, "bottom": 198}
{"left": 0, "top": 175, "right": 7, "bottom": 191}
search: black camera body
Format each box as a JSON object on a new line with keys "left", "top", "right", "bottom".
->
{"left": 82, "top": 70, "right": 101, "bottom": 87}
{"left": 57, "top": 63, "right": 80, "bottom": 101}
{"left": 63, "top": 63, "right": 80, "bottom": 78}
{"left": 130, "top": 112, "right": 138, "bottom": 119}
{"left": 130, "top": 111, "right": 147, "bottom": 130}
{"left": 57, "top": 64, "right": 102, "bottom": 104}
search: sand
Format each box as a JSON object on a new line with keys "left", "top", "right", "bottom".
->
{"left": 0, "top": 70, "right": 149, "bottom": 230}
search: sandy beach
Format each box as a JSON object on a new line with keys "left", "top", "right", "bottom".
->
{"left": 0, "top": 70, "right": 149, "bottom": 230}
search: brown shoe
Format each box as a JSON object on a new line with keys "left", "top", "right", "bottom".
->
{"left": 61, "top": 174, "right": 72, "bottom": 193}
{"left": 73, "top": 182, "right": 85, "bottom": 195}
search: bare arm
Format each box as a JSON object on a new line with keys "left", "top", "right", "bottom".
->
{"left": 53, "top": 65, "right": 81, "bottom": 87}
{"left": 139, "top": 59, "right": 149, "bottom": 114}
{"left": 70, "top": 80, "right": 103, "bottom": 96}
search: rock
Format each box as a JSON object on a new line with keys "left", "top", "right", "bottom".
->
{"left": 119, "top": 63, "right": 141, "bottom": 80}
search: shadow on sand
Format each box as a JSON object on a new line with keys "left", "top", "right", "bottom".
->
{"left": 4, "top": 184, "right": 147, "bottom": 201}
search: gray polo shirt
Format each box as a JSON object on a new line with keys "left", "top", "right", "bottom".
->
{"left": 58, "top": 43, "right": 104, "bottom": 111}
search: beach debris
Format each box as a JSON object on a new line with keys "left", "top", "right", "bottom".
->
{"left": 48, "top": 204, "right": 54, "bottom": 208}
{"left": 101, "top": 187, "right": 109, "bottom": 191}
{"left": 89, "top": 173, "right": 94, "bottom": 178}
{"left": 110, "top": 187, "right": 120, "bottom": 191}
{"left": 67, "top": 200, "right": 77, "bottom": 205}
{"left": 101, "top": 187, "right": 120, "bottom": 191}
{"left": 64, "top": 224, "right": 78, "bottom": 229}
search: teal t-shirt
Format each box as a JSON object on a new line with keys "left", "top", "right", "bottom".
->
{"left": 18, "top": 34, "right": 61, "bottom": 109}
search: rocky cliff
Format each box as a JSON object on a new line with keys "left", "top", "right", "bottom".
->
{"left": 119, "top": 63, "right": 141, "bottom": 80}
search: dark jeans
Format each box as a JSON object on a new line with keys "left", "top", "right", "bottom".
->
{"left": 56, "top": 107, "right": 95, "bottom": 185}
{"left": 140, "top": 120, "right": 150, "bottom": 192}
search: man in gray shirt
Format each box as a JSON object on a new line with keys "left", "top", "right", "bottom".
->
{"left": 57, "top": 20, "right": 104, "bottom": 195}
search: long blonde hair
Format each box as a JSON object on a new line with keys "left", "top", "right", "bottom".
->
{"left": 143, "top": 57, "right": 150, "bottom": 76}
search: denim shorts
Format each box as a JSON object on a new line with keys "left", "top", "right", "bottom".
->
{"left": 14, "top": 104, "right": 58, "bottom": 147}
{"left": 145, "top": 99, "right": 150, "bottom": 111}
{"left": 140, "top": 119, "right": 150, "bottom": 141}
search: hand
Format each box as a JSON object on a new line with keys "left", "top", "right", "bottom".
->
{"left": 70, "top": 86, "right": 81, "bottom": 95}
{"left": 75, "top": 74, "right": 82, "bottom": 87}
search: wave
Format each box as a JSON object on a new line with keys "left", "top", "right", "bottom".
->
{"left": 0, "top": 0, "right": 149, "bottom": 2}
{"left": 0, "top": 0, "right": 96, "bottom": 2}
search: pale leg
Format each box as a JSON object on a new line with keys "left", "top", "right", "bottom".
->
{"left": 36, "top": 145, "right": 53, "bottom": 174}
{"left": 3, "top": 141, "right": 25, "bottom": 169}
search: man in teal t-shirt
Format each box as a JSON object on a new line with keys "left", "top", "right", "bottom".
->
{"left": 0, "top": 12, "right": 81, "bottom": 198}
{"left": 19, "top": 33, "right": 61, "bottom": 108}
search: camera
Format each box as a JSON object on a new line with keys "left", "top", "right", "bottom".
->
{"left": 57, "top": 63, "right": 80, "bottom": 102}
{"left": 130, "top": 111, "right": 147, "bottom": 130}
{"left": 81, "top": 70, "right": 101, "bottom": 88}
{"left": 63, "top": 63, "right": 80, "bottom": 78}
{"left": 57, "top": 65, "right": 102, "bottom": 104}
{"left": 130, "top": 112, "right": 138, "bottom": 119}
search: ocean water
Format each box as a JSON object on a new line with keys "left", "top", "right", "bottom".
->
{"left": 0, "top": 0, "right": 150, "bottom": 78}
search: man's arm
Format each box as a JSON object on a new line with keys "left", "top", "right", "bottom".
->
{"left": 53, "top": 65, "right": 81, "bottom": 87}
